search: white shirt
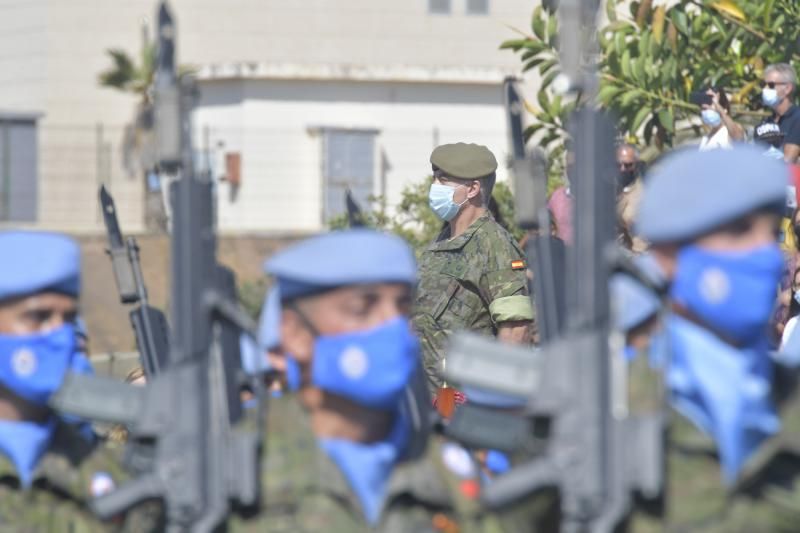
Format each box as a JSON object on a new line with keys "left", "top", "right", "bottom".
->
{"left": 699, "top": 126, "right": 732, "bottom": 151}
{"left": 781, "top": 315, "right": 799, "bottom": 350}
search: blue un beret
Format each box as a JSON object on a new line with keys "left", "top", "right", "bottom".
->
{"left": 636, "top": 145, "right": 788, "bottom": 244}
{"left": 258, "top": 287, "right": 281, "bottom": 351}
{"left": 0, "top": 231, "right": 80, "bottom": 301}
{"left": 265, "top": 229, "right": 416, "bottom": 301}
{"left": 611, "top": 254, "right": 665, "bottom": 332}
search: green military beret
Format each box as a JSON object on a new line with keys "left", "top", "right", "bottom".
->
{"left": 430, "top": 143, "right": 498, "bottom": 179}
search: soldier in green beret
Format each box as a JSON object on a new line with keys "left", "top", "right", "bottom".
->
{"left": 414, "top": 143, "right": 535, "bottom": 395}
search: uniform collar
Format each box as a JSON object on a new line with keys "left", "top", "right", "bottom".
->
{"left": 0, "top": 418, "right": 98, "bottom": 497}
{"left": 429, "top": 211, "right": 493, "bottom": 252}
{"left": 263, "top": 395, "right": 360, "bottom": 511}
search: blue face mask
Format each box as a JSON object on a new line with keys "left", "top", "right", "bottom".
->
{"left": 284, "top": 317, "right": 419, "bottom": 410}
{"left": 0, "top": 324, "right": 76, "bottom": 406}
{"left": 762, "top": 87, "right": 780, "bottom": 108}
{"left": 428, "top": 183, "right": 467, "bottom": 222}
{"left": 670, "top": 244, "right": 783, "bottom": 346}
{"left": 701, "top": 109, "right": 721, "bottom": 127}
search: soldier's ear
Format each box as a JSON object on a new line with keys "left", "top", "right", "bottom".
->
{"left": 467, "top": 179, "right": 482, "bottom": 201}
{"left": 280, "top": 308, "right": 314, "bottom": 364}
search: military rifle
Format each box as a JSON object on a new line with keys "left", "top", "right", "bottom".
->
{"left": 50, "top": 3, "right": 263, "bottom": 530}
{"left": 99, "top": 185, "right": 170, "bottom": 377}
{"left": 345, "top": 188, "right": 367, "bottom": 227}
{"left": 442, "top": 2, "right": 666, "bottom": 531}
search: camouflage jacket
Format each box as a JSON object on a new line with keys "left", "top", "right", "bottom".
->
{"left": 0, "top": 420, "right": 160, "bottom": 532}
{"left": 627, "top": 355, "right": 800, "bottom": 532}
{"left": 413, "top": 212, "right": 533, "bottom": 391}
{"left": 231, "top": 394, "right": 552, "bottom": 533}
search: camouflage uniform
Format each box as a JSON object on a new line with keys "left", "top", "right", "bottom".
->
{"left": 626, "top": 354, "right": 800, "bottom": 533}
{"left": 0, "top": 420, "right": 161, "bottom": 532}
{"left": 231, "top": 394, "right": 555, "bottom": 533}
{"left": 413, "top": 212, "right": 533, "bottom": 391}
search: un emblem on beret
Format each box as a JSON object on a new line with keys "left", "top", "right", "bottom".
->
{"left": 339, "top": 346, "right": 368, "bottom": 380}
{"left": 699, "top": 267, "right": 730, "bottom": 305}
{"left": 11, "top": 348, "right": 37, "bottom": 377}
{"left": 90, "top": 472, "right": 115, "bottom": 497}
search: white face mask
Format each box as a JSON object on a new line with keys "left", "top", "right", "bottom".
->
{"left": 763, "top": 87, "right": 781, "bottom": 108}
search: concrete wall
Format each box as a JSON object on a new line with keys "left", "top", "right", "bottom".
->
{"left": 196, "top": 77, "right": 509, "bottom": 232}
{"left": 0, "top": 0, "right": 536, "bottom": 232}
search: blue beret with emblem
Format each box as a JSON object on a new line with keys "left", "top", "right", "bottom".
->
{"left": 0, "top": 231, "right": 80, "bottom": 302}
{"left": 265, "top": 229, "right": 416, "bottom": 301}
{"left": 636, "top": 145, "right": 787, "bottom": 244}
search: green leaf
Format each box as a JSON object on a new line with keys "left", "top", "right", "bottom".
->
{"left": 541, "top": 68, "right": 561, "bottom": 91}
{"left": 630, "top": 106, "right": 652, "bottom": 134}
{"left": 539, "top": 58, "right": 559, "bottom": 76}
{"left": 547, "top": 13, "right": 558, "bottom": 45}
{"left": 614, "top": 32, "right": 626, "bottom": 58}
{"left": 606, "top": 0, "right": 618, "bottom": 22}
{"left": 524, "top": 57, "right": 547, "bottom": 71}
{"left": 537, "top": 89, "right": 551, "bottom": 113}
{"left": 621, "top": 49, "right": 632, "bottom": 78}
{"left": 638, "top": 30, "right": 651, "bottom": 57}
{"left": 597, "top": 84, "right": 624, "bottom": 105}
{"left": 632, "top": 55, "right": 647, "bottom": 83}
{"left": 657, "top": 108, "right": 674, "bottom": 133}
{"left": 532, "top": 6, "right": 545, "bottom": 40}
{"left": 499, "top": 39, "right": 527, "bottom": 51}
{"left": 670, "top": 10, "right": 689, "bottom": 36}
{"left": 620, "top": 89, "right": 643, "bottom": 108}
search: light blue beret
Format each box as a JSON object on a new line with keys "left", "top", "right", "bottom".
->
{"left": 610, "top": 254, "right": 665, "bottom": 332}
{"left": 258, "top": 287, "right": 281, "bottom": 351}
{"left": 240, "top": 333, "right": 269, "bottom": 375}
{"left": 265, "top": 229, "right": 416, "bottom": 301}
{"left": 0, "top": 231, "right": 80, "bottom": 301}
{"left": 636, "top": 145, "right": 788, "bottom": 244}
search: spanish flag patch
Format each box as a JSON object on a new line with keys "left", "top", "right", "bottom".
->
{"left": 511, "top": 259, "right": 526, "bottom": 270}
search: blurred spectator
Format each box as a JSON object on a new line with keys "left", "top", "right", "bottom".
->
{"left": 781, "top": 266, "right": 800, "bottom": 349}
{"left": 698, "top": 87, "right": 744, "bottom": 150}
{"left": 762, "top": 63, "right": 800, "bottom": 163}
{"left": 775, "top": 208, "right": 800, "bottom": 339}
{"left": 547, "top": 182, "right": 573, "bottom": 245}
{"left": 616, "top": 143, "right": 647, "bottom": 252}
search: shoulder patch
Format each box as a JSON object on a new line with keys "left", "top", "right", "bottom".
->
{"left": 441, "top": 442, "right": 476, "bottom": 479}
{"left": 90, "top": 471, "right": 115, "bottom": 497}
{"left": 511, "top": 259, "right": 526, "bottom": 270}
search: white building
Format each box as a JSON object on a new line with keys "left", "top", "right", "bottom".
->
{"left": 0, "top": 0, "right": 536, "bottom": 233}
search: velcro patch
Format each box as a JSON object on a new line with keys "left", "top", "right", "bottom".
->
{"left": 511, "top": 260, "right": 526, "bottom": 270}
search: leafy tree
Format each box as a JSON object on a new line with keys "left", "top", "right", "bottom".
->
{"left": 329, "top": 180, "right": 523, "bottom": 254}
{"left": 502, "top": 0, "right": 800, "bottom": 169}
{"left": 98, "top": 44, "right": 157, "bottom": 102}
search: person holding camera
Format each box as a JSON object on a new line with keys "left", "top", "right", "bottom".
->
{"left": 697, "top": 87, "right": 745, "bottom": 151}
{"left": 762, "top": 63, "right": 800, "bottom": 163}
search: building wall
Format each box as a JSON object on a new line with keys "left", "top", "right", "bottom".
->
{"left": 195, "top": 78, "right": 509, "bottom": 232}
{"left": 0, "top": 0, "right": 537, "bottom": 233}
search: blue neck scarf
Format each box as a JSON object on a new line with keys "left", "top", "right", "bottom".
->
{"left": 0, "top": 418, "right": 56, "bottom": 487}
{"left": 667, "top": 315, "right": 779, "bottom": 484}
{"left": 319, "top": 412, "right": 409, "bottom": 525}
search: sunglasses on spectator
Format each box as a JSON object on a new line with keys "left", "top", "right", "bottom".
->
{"left": 618, "top": 161, "right": 636, "bottom": 169}
{"left": 761, "top": 81, "right": 789, "bottom": 89}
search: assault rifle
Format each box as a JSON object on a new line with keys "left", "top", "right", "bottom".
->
{"left": 50, "top": 3, "right": 263, "bottom": 530}
{"left": 441, "top": 2, "right": 666, "bottom": 531}
{"left": 99, "top": 185, "right": 170, "bottom": 377}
